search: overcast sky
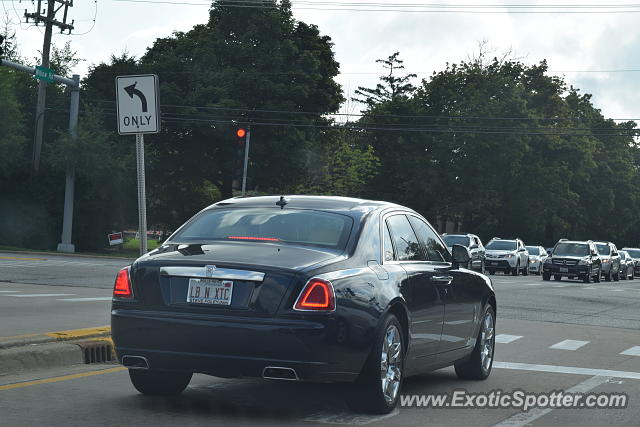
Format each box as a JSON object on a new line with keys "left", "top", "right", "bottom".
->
{"left": 4, "top": 0, "right": 640, "bottom": 122}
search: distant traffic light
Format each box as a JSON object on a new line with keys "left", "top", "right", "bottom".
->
{"left": 233, "top": 128, "right": 248, "bottom": 189}
{"left": 236, "top": 128, "right": 246, "bottom": 138}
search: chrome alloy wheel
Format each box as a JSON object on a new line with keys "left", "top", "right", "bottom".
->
{"left": 380, "top": 324, "right": 402, "bottom": 404}
{"left": 479, "top": 311, "right": 495, "bottom": 372}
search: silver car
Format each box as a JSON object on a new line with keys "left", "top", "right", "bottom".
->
{"left": 526, "top": 246, "right": 548, "bottom": 275}
{"left": 485, "top": 238, "right": 529, "bottom": 276}
{"left": 622, "top": 247, "right": 640, "bottom": 277}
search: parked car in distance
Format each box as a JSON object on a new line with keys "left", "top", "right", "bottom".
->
{"left": 526, "top": 246, "right": 548, "bottom": 275}
{"left": 543, "top": 240, "right": 601, "bottom": 283}
{"left": 622, "top": 247, "right": 640, "bottom": 277}
{"left": 111, "top": 195, "right": 497, "bottom": 414}
{"left": 441, "top": 233, "right": 486, "bottom": 273}
{"left": 485, "top": 238, "right": 529, "bottom": 276}
{"left": 594, "top": 241, "right": 621, "bottom": 282}
{"left": 618, "top": 251, "right": 635, "bottom": 280}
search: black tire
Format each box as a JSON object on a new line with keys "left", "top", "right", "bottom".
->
{"left": 522, "top": 261, "right": 529, "bottom": 276}
{"left": 629, "top": 270, "right": 634, "bottom": 280}
{"left": 346, "top": 314, "right": 405, "bottom": 414}
{"left": 613, "top": 269, "right": 619, "bottom": 282}
{"left": 511, "top": 262, "right": 519, "bottom": 276}
{"left": 553, "top": 275, "right": 561, "bottom": 281}
{"left": 129, "top": 369, "right": 192, "bottom": 396}
{"left": 542, "top": 273, "right": 550, "bottom": 281}
{"left": 583, "top": 272, "right": 591, "bottom": 284}
{"left": 455, "top": 305, "right": 495, "bottom": 380}
{"left": 594, "top": 269, "right": 601, "bottom": 283}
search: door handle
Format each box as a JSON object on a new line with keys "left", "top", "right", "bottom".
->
{"left": 431, "top": 275, "right": 453, "bottom": 284}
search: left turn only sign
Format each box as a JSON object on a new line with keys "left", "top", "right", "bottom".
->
{"left": 116, "top": 74, "right": 160, "bottom": 135}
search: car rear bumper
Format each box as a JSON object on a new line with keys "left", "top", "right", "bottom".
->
{"left": 111, "top": 308, "right": 365, "bottom": 383}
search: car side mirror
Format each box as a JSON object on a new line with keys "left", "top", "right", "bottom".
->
{"left": 452, "top": 244, "right": 471, "bottom": 267}
{"left": 470, "top": 244, "right": 478, "bottom": 249}
{"left": 518, "top": 248, "right": 525, "bottom": 252}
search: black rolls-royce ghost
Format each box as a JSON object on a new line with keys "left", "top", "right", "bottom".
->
{"left": 111, "top": 195, "right": 496, "bottom": 414}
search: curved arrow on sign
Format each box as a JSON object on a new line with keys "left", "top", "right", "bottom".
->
{"left": 124, "top": 82, "right": 148, "bottom": 112}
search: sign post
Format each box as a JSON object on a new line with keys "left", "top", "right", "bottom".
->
{"left": 116, "top": 74, "right": 160, "bottom": 256}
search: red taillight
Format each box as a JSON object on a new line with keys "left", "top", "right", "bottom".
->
{"left": 294, "top": 278, "right": 335, "bottom": 311}
{"left": 113, "top": 267, "right": 133, "bottom": 298}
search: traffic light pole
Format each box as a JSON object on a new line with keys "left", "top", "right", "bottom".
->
{"left": 241, "top": 128, "right": 251, "bottom": 197}
{"left": 0, "top": 58, "right": 80, "bottom": 253}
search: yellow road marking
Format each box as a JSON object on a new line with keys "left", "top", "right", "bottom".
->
{"left": 44, "top": 326, "right": 111, "bottom": 340}
{"left": 0, "top": 367, "right": 126, "bottom": 391}
{"left": 0, "top": 256, "right": 45, "bottom": 261}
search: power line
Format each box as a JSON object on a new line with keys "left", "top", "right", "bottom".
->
{"left": 108, "top": 0, "right": 640, "bottom": 14}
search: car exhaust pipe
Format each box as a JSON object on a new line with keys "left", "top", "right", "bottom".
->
{"left": 122, "top": 355, "right": 149, "bottom": 370}
{"left": 262, "top": 366, "right": 299, "bottom": 381}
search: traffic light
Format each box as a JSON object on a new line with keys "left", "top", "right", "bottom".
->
{"left": 233, "top": 128, "right": 248, "bottom": 190}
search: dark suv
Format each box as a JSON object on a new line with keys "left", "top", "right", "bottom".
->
{"left": 542, "top": 240, "right": 601, "bottom": 283}
{"left": 441, "top": 233, "right": 485, "bottom": 273}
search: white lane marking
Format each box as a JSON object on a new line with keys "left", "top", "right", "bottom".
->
{"left": 495, "top": 334, "right": 523, "bottom": 344}
{"left": 620, "top": 346, "right": 640, "bottom": 356}
{"left": 303, "top": 408, "right": 399, "bottom": 425}
{"left": 493, "top": 361, "right": 640, "bottom": 380}
{"left": 492, "top": 375, "right": 610, "bottom": 427}
{"left": 56, "top": 297, "right": 112, "bottom": 302}
{"left": 609, "top": 289, "right": 625, "bottom": 292}
{"left": 552, "top": 285, "right": 570, "bottom": 288}
{"left": 0, "top": 291, "right": 20, "bottom": 293}
{"left": 8, "top": 294, "right": 75, "bottom": 297}
{"left": 524, "top": 283, "right": 545, "bottom": 286}
{"left": 550, "top": 340, "right": 590, "bottom": 351}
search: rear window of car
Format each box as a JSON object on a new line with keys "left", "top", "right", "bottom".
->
{"left": 625, "top": 249, "right": 640, "bottom": 258}
{"left": 596, "top": 244, "right": 610, "bottom": 255}
{"left": 526, "top": 246, "right": 540, "bottom": 255}
{"left": 171, "top": 208, "right": 353, "bottom": 250}
{"left": 486, "top": 240, "right": 516, "bottom": 251}
{"left": 442, "top": 235, "right": 470, "bottom": 247}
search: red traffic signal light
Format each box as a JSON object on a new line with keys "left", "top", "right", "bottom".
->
{"left": 236, "top": 128, "right": 247, "bottom": 138}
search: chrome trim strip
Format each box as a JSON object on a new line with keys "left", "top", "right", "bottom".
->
{"left": 159, "top": 266, "right": 265, "bottom": 282}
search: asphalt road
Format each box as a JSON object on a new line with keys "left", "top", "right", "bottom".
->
{"left": 1, "top": 253, "right": 640, "bottom": 426}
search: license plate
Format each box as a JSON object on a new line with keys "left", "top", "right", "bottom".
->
{"left": 490, "top": 262, "right": 498, "bottom": 266}
{"left": 560, "top": 267, "right": 568, "bottom": 273}
{"left": 187, "top": 278, "right": 233, "bottom": 305}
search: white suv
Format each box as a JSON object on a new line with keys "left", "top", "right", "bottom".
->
{"left": 485, "top": 238, "right": 529, "bottom": 276}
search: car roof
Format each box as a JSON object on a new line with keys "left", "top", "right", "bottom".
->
{"left": 557, "top": 240, "right": 589, "bottom": 245}
{"left": 207, "top": 195, "right": 405, "bottom": 214}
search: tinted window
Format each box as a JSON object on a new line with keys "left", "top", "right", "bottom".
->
{"left": 555, "top": 243, "right": 589, "bottom": 257}
{"left": 172, "top": 208, "right": 353, "bottom": 250}
{"left": 620, "top": 252, "right": 627, "bottom": 260}
{"left": 526, "top": 246, "right": 540, "bottom": 255}
{"left": 486, "top": 240, "right": 517, "bottom": 251}
{"left": 383, "top": 223, "right": 395, "bottom": 262}
{"left": 625, "top": 249, "right": 640, "bottom": 258}
{"left": 596, "top": 244, "right": 610, "bottom": 255}
{"left": 442, "top": 235, "right": 470, "bottom": 247}
{"left": 386, "top": 215, "right": 425, "bottom": 261}
{"left": 408, "top": 216, "right": 450, "bottom": 262}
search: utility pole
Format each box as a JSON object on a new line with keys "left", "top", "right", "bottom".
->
{"left": 24, "top": 0, "right": 74, "bottom": 174}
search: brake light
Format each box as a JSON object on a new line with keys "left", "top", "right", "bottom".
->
{"left": 294, "top": 278, "right": 335, "bottom": 311}
{"left": 228, "top": 236, "right": 280, "bottom": 242}
{"left": 113, "top": 267, "right": 133, "bottom": 298}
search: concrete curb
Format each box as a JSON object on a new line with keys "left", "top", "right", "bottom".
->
{"left": 0, "top": 333, "right": 116, "bottom": 375}
{"left": 0, "top": 326, "right": 112, "bottom": 350}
